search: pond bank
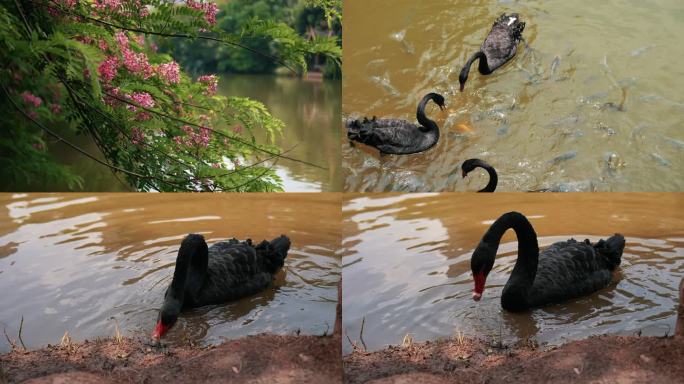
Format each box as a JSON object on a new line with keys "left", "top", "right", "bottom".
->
{"left": 0, "top": 334, "right": 341, "bottom": 384}
{"left": 343, "top": 335, "right": 684, "bottom": 384}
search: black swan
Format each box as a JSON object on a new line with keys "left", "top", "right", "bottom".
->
{"left": 470, "top": 212, "right": 625, "bottom": 312}
{"left": 152, "top": 233, "right": 291, "bottom": 339}
{"left": 345, "top": 92, "right": 445, "bottom": 155}
{"left": 462, "top": 158, "right": 497, "bottom": 192}
{"left": 459, "top": 13, "right": 525, "bottom": 91}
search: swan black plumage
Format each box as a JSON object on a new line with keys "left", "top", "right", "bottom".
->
{"left": 152, "top": 233, "right": 290, "bottom": 339}
{"left": 462, "top": 158, "right": 497, "bottom": 192}
{"left": 459, "top": 13, "right": 525, "bottom": 91}
{"left": 470, "top": 212, "right": 625, "bottom": 312}
{"left": 345, "top": 92, "right": 445, "bottom": 155}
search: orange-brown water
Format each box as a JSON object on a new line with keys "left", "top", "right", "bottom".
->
{"left": 342, "top": 0, "right": 684, "bottom": 192}
{"left": 0, "top": 193, "right": 340, "bottom": 353}
{"left": 342, "top": 193, "right": 684, "bottom": 353}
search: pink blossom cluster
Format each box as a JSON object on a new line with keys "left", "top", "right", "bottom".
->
{"left": 186, "top": 0, "right": 219, "bottom": 25}
{"left": 94, "top": 0, "right": 123, "bottom": 12}
{"left": 122, "top": 49, "right": 154, "bottom": 79}
{"left": 97, "top": 32, "right": 180, "bottom": 86}
{"left": 232, "top": 124, "right": 243, "bottom": 134}
{"left": 198, "top": 75, "right": 218, "bottom": 96}
{"left": 157, "top": 62, "right": 181, "bottom": 84}
{"left": 130, "top": 126, "right": 145, "bottom": 145}
{"left": 98, "top": 56, "right": 119, "bottom": 83}
{"left": 125, "top": 92, "right": 155, "bottom": 117}
{"left": 174, "top": 125, "right": 212, "bottom": 148}
{"left": 21, "top": 91, "right": 42, "bottom": 107}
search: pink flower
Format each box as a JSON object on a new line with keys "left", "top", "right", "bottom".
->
{"left": 232, "top": 124, "right": 243, "bottom": 134}
{"left": 21, "top": 91, "right": 42, "bottom": 107}
{"left": 114, "top": 31, "right": 129, "bottom": 50}
{"left": 128, "top": 92, "right": 155, "bottom": 111}
{"left": 98, "top": 56, "right": 119, "bottom": 83}
{"left": 122, "top": 50, "right": 153, "bottom": 78}
{"left": 156, "top": 61, "right": 180, "bottom": 84}
{"left": 139, "top": 6, "right": 150, "bottom": 17}
{"left": 186, "top": 0, "right": 219, "bottom": 25}
{"left": 50, "top": 103, "right": 62, "bottom": 115}
{"left": 131, "top": 127, "right": 145, "bottom": 145}
{"left": 98, "top": 39, "right": 108, "bottom": 51}
{"left": 198, "top": 74, "right": 218, "bottom": 96}
{"left": 211, "top": 163, "right": 221, "bottom": 168}
{"left": 94, "top": 0, "right": 122, "bottom": 12}
{"left": 32, "top": 142, "right": 45, "bottom": 150}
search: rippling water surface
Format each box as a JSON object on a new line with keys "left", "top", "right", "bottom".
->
{"left": 342, "top": 0, "right": 684, "bottom": 191}
{"left": 0, "top": 193, "right": 340, "bottom": 353}
{"left": 342, "top": 193, "right": 684, "bottom": 353}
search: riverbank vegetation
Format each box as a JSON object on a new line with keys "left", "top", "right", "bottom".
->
{"left": 0, "top": 0, "right": 341, "bottom": 191}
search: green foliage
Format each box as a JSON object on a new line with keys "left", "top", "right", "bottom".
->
{"left": 165, "top": 0, "right": 341, "bottom": 75}
{"left": 0, "top": 0, "right": 338, "bottom": 191}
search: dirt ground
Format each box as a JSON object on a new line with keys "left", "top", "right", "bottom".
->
{"left": 0, "top": 333, "right": 341, "bottom": 384}
{"left": 343, "top": 335, "right": 684, "bottom": 384}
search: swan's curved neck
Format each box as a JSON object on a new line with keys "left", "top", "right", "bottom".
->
{"left": 475, "top": 162, "right": 497, "bottom": 192}
{"left": 465, "top": 51, "right": 489, "bottom": 74}
{"left": 416, "top": 96, "right": 439, "bottom": 136}
{"left": 483, "top": 212, "right": 539, "bottom": 286}
{"left": 169, "top": 236, "right": 208, "bottom": 302}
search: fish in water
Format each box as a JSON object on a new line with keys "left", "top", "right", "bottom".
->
{"left": 549, "top": 151, "right": 577, "bottom": 164}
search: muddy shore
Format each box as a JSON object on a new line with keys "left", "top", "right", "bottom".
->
{"left": 343, "top": 335, "right": 684, "bottom": 384}
{"left": 0, "top": 334, "right": 341, "bottom": 384}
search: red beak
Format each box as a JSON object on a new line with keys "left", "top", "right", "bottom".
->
{"left": 459, "top": 84, "right": 464, "bottom": 92}
{"left": 152, "top": 320, "right": 171, "bottom": 340}
{"left": 473, "top": 271, "right": 486, "bottom": 301}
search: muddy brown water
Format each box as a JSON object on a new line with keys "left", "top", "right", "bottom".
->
{"left": 39, "top": 75, "right": 340, "bottom": 192}
{"left": 342, "top": 0, "right": 684, "bottom": 192}
{"left": 0, "top": 193, "right": 340, "bottom": 354}
{"left": 342, "top": 193, "right": 684, "bottom": 354}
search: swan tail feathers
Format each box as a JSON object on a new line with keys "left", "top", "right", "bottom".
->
{"left": 346, "top": 117, "right": 376, "bottom": 144}
{"left": 495, "top": 13, "right": 525, "bottom": 40}
{"left": 595, "top": 234, "right": 625, "bottom": 270}
{"left": 256, "top": 235, "right": 291, "bottom": 274}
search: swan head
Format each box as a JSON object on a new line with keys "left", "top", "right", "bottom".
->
{"left": 470, "top": 242, "right": 495, "bottom": 301}
{"left": 461, "top": 159, "right": 480, "bottom": 178}
{"left": 458, "top": 66, "right": 469, "bottom": 92}
{"left": 431, "top": 93, "right": 446, "bottom": 110}
{"left": 152, "top": 299, "right": 180, "bottom": 340}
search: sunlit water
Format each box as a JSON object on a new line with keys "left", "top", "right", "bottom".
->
{"left": 0, "top": 193, "right": 340, "bottom": 354}
{"left": 39, "top": 75, "right": 340, "bottom": 192}
{"left": 342, "top": 0, "right": 684, "bottom": 192}
{"left": 342, "top": 193, "right": 684, "bottom": 354}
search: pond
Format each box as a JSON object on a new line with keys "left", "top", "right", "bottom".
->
{"left": 342, "top": 0, "right": 684, "bottom": 192}
{"left": 0, "top": 193, "right": 340, "bottom": 353}
{"left": 342, "top": 193, "right": 684, "bottom": 353}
